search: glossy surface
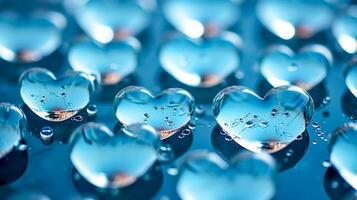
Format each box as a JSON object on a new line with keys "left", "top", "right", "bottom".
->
{"left": 345, "top": 59, "right": 357, "bottom": 98}
{"left": 256, "top": 0, "right": 334, "bottom": 40}
{"left": 68, "top": 37, "right": 140, "bottom": 85}
{"left": 74, "top": 0, "right": 150, "bottom": 43}
{"left": 0, "top": 11, "right": 63, "bottom": 63}
{"left": 114, "top": 86, "right": 195, "bottom": 139}
{"left": 177, "top": 151, "right": 276, "bottom": 200}
{"left": 70, "top": 123, "right": 160, "bottom": 189}
{"left": 19, "top": 68, "right": 93, "bottom": 122}
{"left": 260, "top": 45, "right": 330, "bottom": 90}
{"left": 0, "top": 103, "right": 26, "bottom": 159}
{"left": 332, "top": 6, "right": 357, "bottom": 54}
{"left": 163, "top": 0, "right": 239, "bottom": 38}
{"left": 213, "top": 85, "right": 314, "bottom": 153}
{"left": 159, "top": 33, "right": 241, "bottom": 88}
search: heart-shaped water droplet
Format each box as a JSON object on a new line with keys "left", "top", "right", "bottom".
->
{"left": 163, "top": 0, "right": 240, "bottom": 38}
{"left": 114, "top": 86, "right": 195, "bottom": 140}
{"left": 0, "top": 11, "right": 64, "bottom": 63}
{"left": 70, "top": 123, "right": 160, "bottom": 189}
{"left": 213, "top": 85, "right": 314, "bottom": 153}
{"left": 19, "top": 68, "right": 94, "bottom": 122}
{"left": 260, "top": 45, "right": 331, "bottom": 90}
{"left": 68, "top": 37, "right": 140, "bottom": 85}
{"left": 177, "top": 151, "right": 276, "bottom": 200}
{"left": 74, "top": 0, "right": 150, "bottom": 43}
{"left": 333, "top": 6, "right": 357, "bottom": 54}
{"left": 329, "top": 122, "right": 357, "bottom": 190}
{"left": 159, "top": 33, "right": 241, "bottom": 88}
{"left": 0, "top": 103, "right": 26, "bottom": 159}
{"left": 256, "top": 0, "right": 334, "bottom": 40}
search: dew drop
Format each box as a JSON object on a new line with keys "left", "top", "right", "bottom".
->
{"left": 167, "top": 167, "right": 178, "bottom": 176}
{"left": 259, "top": 121, "right": 270, "bottom": 128}
{"left": 245, "top": 120, "right": 255, "bottom": 128}
{"left": 220, "top": 130, "right": 227, "bottom": 135}
{"left": 312, "top": 122, "right": 319, "bottom": 128}
{"left": 71, "top": 115, "right": 83, "bottom": 122}
{"left": 182, "top": 129, "right": 192, "bottom": 136}
{"left": 40, "top": 126, "right": 54, "bottom": 144}
{"left": 86, "top": 104, "right": 97, "bottom": 117}
{"left": 16, "top": 143, "right": 28, "bottom": 151}
{"left": 322, "top": 161, "right": 331, "bottom": 168}
{"left": 224, "top": 135, "right": 232, "bottom": 141}
{"left": 195, "top": 105, "right": 205, "bottom": 116}
{"left": 312, "top": 140, "right": 317, "bottom": 145}
{"left": 188, "top": 122, "right": 196, "bottom": 130}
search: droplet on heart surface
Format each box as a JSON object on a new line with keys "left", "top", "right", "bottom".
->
{"left": 114, "top": 86, "right": 195, "bottom": 140}
{"left": 213, "top": 85, "right": 314, "bottom": 153}
{"left": 70, "top": 123, "right": 160, "bottom": 189}
{"left": 329, "top": 122, "right": 357, "bottom": 190}
{"left": 0, "top": 103, "right": 27, "bottom": 159}
{"left": 19, "top": 68, "right": 94, "bottom": 122}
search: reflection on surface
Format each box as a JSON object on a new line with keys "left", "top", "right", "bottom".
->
{"left": 159, "top": 69, "right": 238, "bottom": 103}
{"left": 324, "top": 167, "right": 357, "bottom": 200}
{"left": 72, "top": 164, "right": 163, "bottom": 200}
{"left": 0, "top": 143, "right": 28, "bottom": 185}
{"left": 22, "top": 104, "right": 89, "bottom": 143}
{"left": 211, "top": 125, "right": 309, "bottom": 172}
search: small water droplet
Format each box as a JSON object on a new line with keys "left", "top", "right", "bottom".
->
{"left": 188, "top": 122, "right": 196, "bottom": 130}
{"left": 245, "top": 120, "right": 255, "bottom": 128}
{"left": 40, "top": 126, "right": 54, "bottom": 144}
{"left": 195, "top": 105, "right": 205, "bottom": 116}
{"left": 86, "top": 104, "right": 97, "bottom": 117}
{"left": 322, "top": 161, "right": 331, "bottom": 168}
{"left": 284, "top": 112, "right": 290, "bottom": 117}
{"left": 224, "top": 135, "right": 232, "bottom": 141}
{"left": 259, "top": 121, "right": 270, "bottom": 128}
{"left": 16, "top": 143, "right": 28, "bottom": 151}
{"left": 182, "top": 129, "right": 191, "bottom": 136}
{"left": 220, "top": 129, "right": 227, "bottom": 135}
{"left": 296, "top": 134, "right": 303, "bottom": 140}
{"left": 312, "top": 140, "right": 317, "bottom": 145}
{"left": 71, "top": 115, "right": 83, "bottom": 122}
{"left": 167, "top": 167, "right": 178, "bottom": 176}
{"left": 312, "top": 122, "right": 319, "bottom": 128}
{"left": 322, "top": 96, "right": 331, "bottom": 105}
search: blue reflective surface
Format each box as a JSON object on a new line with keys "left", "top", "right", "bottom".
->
{"left": 0, "top": 0, "right": 356, "bottom": 200}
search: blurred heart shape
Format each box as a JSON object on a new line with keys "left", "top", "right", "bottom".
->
{"left": 0, "top": 103, "right": 27, "bottom": 159}
{"left": 114, "top": 86, "right": 195, "bottom": 140}
{"left": 70, "top": 123, "right": 160, "bottom": 189}
{"left": 159, "top": 33, "right": 241, "bottom": 88}
{"left": 329, "top": 122, "right": 357, "bottom": 190}
{"left": 68, "top": 37, "right": 140, "bottom": 85}
{"left": 332, "top": 6, "right": 357, "bottom": 54}
{"left": 177, "top": 151, "right": 276, "bottom": 200}
{"left": 213, "top": 85, "right": 314, "bottom": 153}
{"left": 74, "top": 0, "right": 150, "bottom": 43}
{"left": 163, "top": 0, "right": 240, "bottom": 38}
{"left": 0, "top": 11, "right": 64, "bottom": 63}
{"left": 345, "top": 58, "right": 357, "bottom": 98}
{"left": 260, "top": 44, "right": 331, "bottom": 90}
{"left": 19, "top": 68, "right": 94, "bottom": 122}
{"left": 256, "top": 0, "right": 334, "bottom": 40}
